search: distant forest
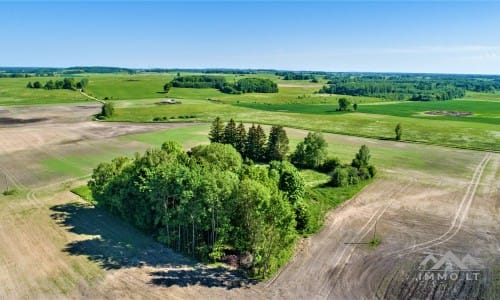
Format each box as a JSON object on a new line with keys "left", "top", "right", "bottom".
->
{"left": 275, "top": 71, "right": 318, "bottom": 81}
{"left": 318, "top": 74, "right": 500, "bottom": 101}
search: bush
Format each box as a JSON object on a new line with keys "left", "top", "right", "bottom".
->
{"left": 2, "top": 188, "right": 18, "bottom": 196}
{"left": 294, "top": 200, "right": 310, "bottom": 233}
{"left": 316, "top": 157, "right": 341, "bottom": 173}
{"left": 347, "top": 166, "right": 360, "bottom": 185}
{"left": 100, "top": 102, "right": 114, "bottom": 118}
{"left": 368, "top": 165, "right": 377, "bottom": 178}
{"left": 358, "top": 167, "right": 371, "bottom": 180}
{"left": 330, "top": 167, "right": 349, "bottom": 187}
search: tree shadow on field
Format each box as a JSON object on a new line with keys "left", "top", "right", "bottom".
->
{"left": 50, "top": 202, "right": 251, "bottom": 289}
{"left": 149, "top": 267, "right": 252, "bottom": 289}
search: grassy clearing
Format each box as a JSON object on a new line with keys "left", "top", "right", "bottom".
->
{"left": 305, "top": 177, "right": 373, "bottom": 234}
{"left": 70, "top": 185, "right": 94, "bottom": 204}
{"left": 297, "top": 169, "right": 374, "bottom": 236}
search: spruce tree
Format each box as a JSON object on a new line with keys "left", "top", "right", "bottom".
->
{"left": 246, "top": 124, "right": 258, "bottom": 160}
{"left": 209, "top": 117, "right": 224, "bottom": 143}
{"left": 254, "top": 125, "right": 267, "bottom": 162}
{"left": 246, "top": 124, "right": 267, "bottom": 162}
{"left": 235, "top": 122, "right": 247, "bottom": 155}
{"left": 223, "top": 118, "right": 238, "bottom": 147}
{"left": 266, "top": 125, "right": 289, "bottom": 162}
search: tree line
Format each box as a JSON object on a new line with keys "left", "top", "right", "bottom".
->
{"left": 166, "top": 75, "right": 278, "bottom": 94}
{"left": 209, "top": 118, "right": 290, "bottom": 162}
{"left": 209, "top": 118, "right": 376, "bottom": 188}
{"left": 318, "top": 75, "right": 466, "bottom": 101}
{"left": 275, "top": 71, "right": 317, "bottom": 81}
{"left": 26, "top": 78, "right": 88, "bottom": 91}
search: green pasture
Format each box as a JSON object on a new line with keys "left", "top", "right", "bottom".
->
{"left": 109, "top": 99, "right": 499, "bottom": 151}
{"left": 463, "top": 91, "right": 500, "bottom": 102}
{"left": 0, "top": 77, "right": 88, "bottom": 105}
{"left": 235, "top": 99, "right": 499, "bottom": 125}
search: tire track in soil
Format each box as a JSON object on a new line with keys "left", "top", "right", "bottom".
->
{"left": 321, "top": 181, "right": 414, "bottom": 299}
{"left": 373, "top": 153, "right": 493, "bottom": 299}
{"left": 389, "top": 153, "right": 491, "bottom": 257}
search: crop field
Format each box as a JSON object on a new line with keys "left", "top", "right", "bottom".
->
{"left": 0, "top": 71, "right": 499, "bottom": 299}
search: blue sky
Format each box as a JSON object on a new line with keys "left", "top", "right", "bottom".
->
{"left": 1, "top": 1, "right": 499, "bottom": 74}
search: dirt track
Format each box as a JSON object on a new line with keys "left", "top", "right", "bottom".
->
{"left": 0, "top": 104, "right": 498, "bottom": 299}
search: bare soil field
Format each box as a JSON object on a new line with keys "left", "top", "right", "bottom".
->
{"left": 0, "top": 104, "right": 498, "bottom": 299}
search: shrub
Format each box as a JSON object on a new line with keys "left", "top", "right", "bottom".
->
{"left": 368, "top": 165, "right": 377, "bottom": 178}
{"left": 317, "top": 157, "right": 341, "bottom": 173}
{"left": 330, "top": 167, "right": 349, "bottom": 187}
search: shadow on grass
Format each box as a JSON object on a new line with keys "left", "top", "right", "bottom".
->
{"left": 50, "top": 202, "right": 251, "bottom": 289}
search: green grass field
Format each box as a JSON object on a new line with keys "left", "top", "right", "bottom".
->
{"left": 234, "top": 99, "right": 499, "bottom": 125}
{"left": 1, "top": 72, "right": 498, "bottom": 152}
{"left": 0, "top": 77, "right": 89, "bottom": 105}
{"left": 108, "top": 98, "right": 499, "bottom": 151}
{"left": 122, "top": 124, "right": 480, "bottom": 179}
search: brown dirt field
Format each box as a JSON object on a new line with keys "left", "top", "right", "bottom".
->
{"left": 0, "top": 104, "right": 498, "bottom": 299}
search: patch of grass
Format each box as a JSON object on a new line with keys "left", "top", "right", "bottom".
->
{"left": 119, "top": 125, "right": 210, "bottom": 149}
{"left": 369, "top": 236, "right": 381, "bottom": 248}
{"left": 71, "top": 185, "right": 95, "bottom": 204}
{"left": 463, "top": 91, "right": 500, "bottom": 102}
{"left": 2, "top": 188, "right": 19, "bottom": 196}
{"left": 299, "top": 169, "right": 331, "bottom": 187}
{"left": 304, "top": 177, "right": 373, "bottom": 235}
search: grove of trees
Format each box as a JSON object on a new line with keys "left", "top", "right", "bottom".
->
{"left": 167, "top": 76, "right": 278, "bottom": 94}
{"left": 88, "top": 117, "right": 378, "bottom": 279}
{"left": 209, "top": 118, "right": 289, "bottom": 163}
{"left": 26, "top": 77, "right": 88, "bottom": 91}
{"left": 88, "top": 141, "right": 304, "bottom": 277}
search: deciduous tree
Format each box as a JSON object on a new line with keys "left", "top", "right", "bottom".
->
{"left": 266, "top": 125, "right": 289, "bottom": 161}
